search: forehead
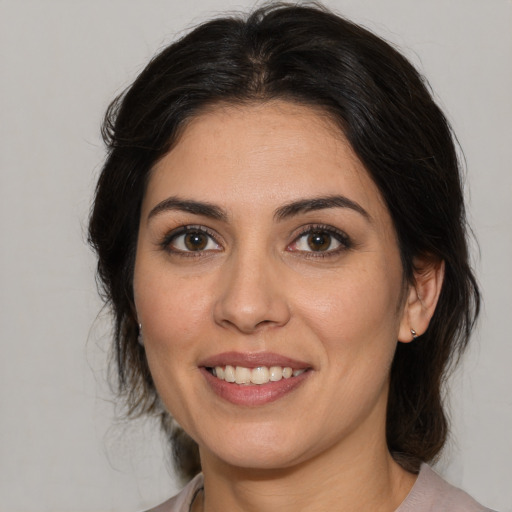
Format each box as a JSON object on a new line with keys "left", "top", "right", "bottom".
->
{"left": 145, "top": 101, "right": 388, "bottom": 221}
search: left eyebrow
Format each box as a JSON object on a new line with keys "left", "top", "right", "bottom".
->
{"left": 274, "top": 195, "right": 371, "bottom": 222}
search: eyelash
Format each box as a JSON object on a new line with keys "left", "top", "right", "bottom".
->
{"left": 160, "top": 225, "right": 221, "bottom": 257}
{"left": 289, "top": 224, "right": 352, "bottom": 258}
{"left": 159, "top": 224, "right": 352, "bottom": 258}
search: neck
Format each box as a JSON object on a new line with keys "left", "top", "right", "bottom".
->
{"left": 197, "top": 429, "right": 416, "bottom": 512}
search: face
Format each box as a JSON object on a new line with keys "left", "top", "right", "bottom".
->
{"left": 134, "top": 101, "right": 411, "bottom": 471}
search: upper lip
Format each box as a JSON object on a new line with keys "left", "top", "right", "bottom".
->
{"left": 199, "top": 351, "right": 311, "bottom": 369}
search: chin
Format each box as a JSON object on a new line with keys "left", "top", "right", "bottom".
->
{"left": 197, "top": 425, "right": 308, "bottom": 470}
{"left": 208, "top": 445, "right": 302, "bottom": 471}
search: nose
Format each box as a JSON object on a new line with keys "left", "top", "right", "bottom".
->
{"left": 213, "top": 248, "right": 291, "bottom": 334}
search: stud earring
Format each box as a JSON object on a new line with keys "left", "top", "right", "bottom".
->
{"left": 137, "top": 323, "right": 144, "bottom": 346}
{"left": 410, "top": 328, "right": 418, "bottom": 339}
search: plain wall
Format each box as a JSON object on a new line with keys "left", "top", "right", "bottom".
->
{"left": 1, "top": 0, "right": 511, "bottom": 510}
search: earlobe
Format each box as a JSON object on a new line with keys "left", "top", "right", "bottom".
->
{"left": 398, "top": 258, "right": 445, "bottom": 343}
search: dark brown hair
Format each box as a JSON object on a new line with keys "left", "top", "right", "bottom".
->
{"left": 89, "top": 2, "right": 480, "bottom": 481}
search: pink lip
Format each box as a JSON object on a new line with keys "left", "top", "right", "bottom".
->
{"left": 200, "top": 367, "right": 311, "bottom": 406}
{"left": 198, "top": 352, "right": 313, "bottom": 407}
{"left": 199, "top": 351, "right": 310, "bottom": 369}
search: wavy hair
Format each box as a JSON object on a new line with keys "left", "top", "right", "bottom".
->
{"left": 89, "top": 2, "right": 480, "bottom": 481}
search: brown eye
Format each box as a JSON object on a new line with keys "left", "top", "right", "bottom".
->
{"left": 184, "top": 232, "right": 208, "bottom": 251}
{"left": 288, "top": 226, "right": 350, "bottom": 255}
{"left": 167, "top": 227, "right": 221, "bottom": 253}
{"left": 307, "top": 232, "right": 332, "bottom": 251}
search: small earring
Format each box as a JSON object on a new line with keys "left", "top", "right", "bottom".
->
{"left": 137, "top": 323, "right": 144, "bottom": 346}
{"left": 410, "top": 328, "right": 418, "bottom": 339}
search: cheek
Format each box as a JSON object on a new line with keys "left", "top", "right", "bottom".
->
{"left": 293, "top": 262, "right": 404, "bottom": 359}
{"left": 134, "top": 286, "right": 216, "bottom": 437}
{"left": 133, "top": 267, "right": 214, "bottom": 422}
{"left": 135, "top": 263, "right": 209, "bottom": 330}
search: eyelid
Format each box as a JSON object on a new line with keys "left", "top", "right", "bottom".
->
{"left": 287, "top": 224, "right": 352, "bottom": 255}
{"left": 158, "top": 223, "right": 352, "bottom": 257}
{"left": 160, "top": 225, "right": 223, "bottom": 254}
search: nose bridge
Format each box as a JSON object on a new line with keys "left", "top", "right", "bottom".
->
{"left": 213, "top": 240, "right": 290, "bottom": 333}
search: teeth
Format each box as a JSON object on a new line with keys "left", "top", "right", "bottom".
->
{"left": 224, "top": 365, "right": 236, "bottom": 383}
{"left": 235, "top": 366, "right": 251, "bottom": 384}
{"left": 210, "top": 365, "right": 306, "bottom": 385}
{"left": 251, "top": 366, "right": 270, "bottom": 384}
{"left": 269, "top": 366, "right": 282, "bottom": 381}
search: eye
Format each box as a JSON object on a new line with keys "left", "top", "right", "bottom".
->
{"left": 164, "top": 226, "right": 221, "bottom": 254}
{"left": 288, "top": 226, "right": 351, "bottom": 254}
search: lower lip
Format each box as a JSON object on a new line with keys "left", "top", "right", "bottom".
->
{"left": 200, "top": 368, "right": 310, "bottom": 406}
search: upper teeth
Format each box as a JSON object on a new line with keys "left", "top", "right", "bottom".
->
{"left": 211, "top": 365, "right": 306, "bottom": 385}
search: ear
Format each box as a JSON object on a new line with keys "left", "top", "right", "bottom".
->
{"left": 398, "top": 258, "right": 445, "bottom": 343}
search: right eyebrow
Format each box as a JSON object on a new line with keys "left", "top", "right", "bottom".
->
{"left": 147, "top": 197, "right": 228, "bottom": 223}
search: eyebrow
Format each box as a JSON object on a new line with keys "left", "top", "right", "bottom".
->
{"left": 274, "top": 195, "right": 371, "bottom": 222}
{"left": 147, "top": 197, "right": 228, "bottom": 222}
{"left": 147, "top": 194, "right": 371, "bottom": 224}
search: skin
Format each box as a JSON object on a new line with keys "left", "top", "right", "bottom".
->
{"left": 133, "top": 101, "right": 443, "bottom": 512}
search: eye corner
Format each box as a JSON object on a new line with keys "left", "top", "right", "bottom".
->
{"left": 160, "top": 225, "right": 223, "bottom": 256}
{"left": 287, "top": 224, "right": 353, "bottom": 257}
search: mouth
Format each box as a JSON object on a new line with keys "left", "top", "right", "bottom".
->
{"left": 205, "top": 365, "right": 307, "bottom": 385}
{"left": 199, "top": 352, "right": 312, "bottom": 406}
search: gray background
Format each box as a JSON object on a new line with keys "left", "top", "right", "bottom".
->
{"left": 1, "top": 0, "right": 511, "bottom": 510}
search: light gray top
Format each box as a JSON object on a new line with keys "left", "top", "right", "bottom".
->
{"left": 396, "top": 464, "right": 494, "bottom": 512}
{"left": 147, "top": 464, "right": 494, "bottom": 512}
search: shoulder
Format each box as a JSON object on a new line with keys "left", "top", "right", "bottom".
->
{"left": 141, "top": 467, "right": 495, "bottom": 512}
{"left": 143, "top": 474, "right": 204, "bottom": 512}
{"left": 396, "top": 464, "right": 495, "bottom": 512}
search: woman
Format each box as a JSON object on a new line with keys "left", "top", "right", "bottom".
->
{"left": 89, "top": 3, "right": 492, "bottom": 511}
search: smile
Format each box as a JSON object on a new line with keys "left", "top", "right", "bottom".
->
{"left": 207, "top": 365, "right": 307, "bottom": 385}
{"left": 200, "top": 353, "right": 312, "bottom": 405}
